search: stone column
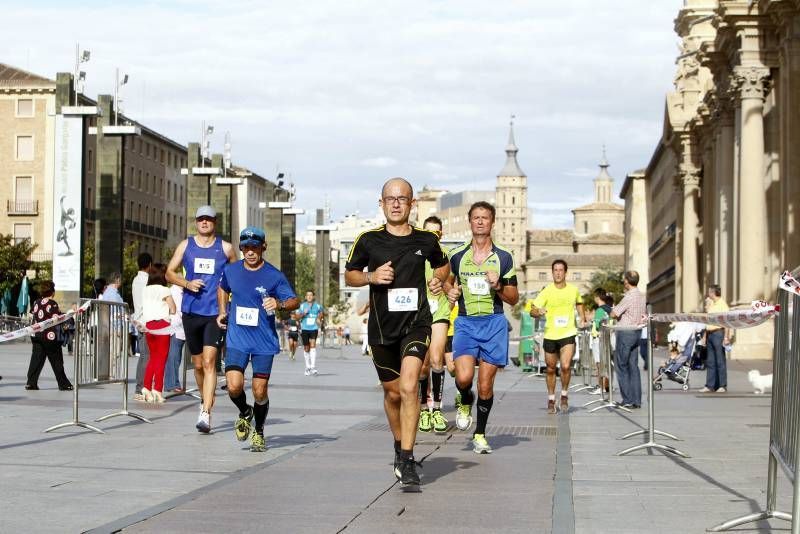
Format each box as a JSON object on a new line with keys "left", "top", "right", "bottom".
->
{"left": 680, "top": 169, "right": 701, "bottom": 312}
{"left": 94, "top": 95, "right": 124, "bottom": 282}
{"left": 734, "top": 66, "right": 770, "bottom": 304}
{"left": 715, "top": 114, "right": 735, "bottom": 300}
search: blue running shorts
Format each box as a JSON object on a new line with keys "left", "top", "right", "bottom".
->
{"left": 224, "top": 348, "right": 276, "bottom": 379}
{"left": 452, "top": 314, "right": 509, "bottom": 367}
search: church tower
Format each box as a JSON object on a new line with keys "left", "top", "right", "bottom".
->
{"left": 495, "top": 117, "right": 528, "bottom": 290}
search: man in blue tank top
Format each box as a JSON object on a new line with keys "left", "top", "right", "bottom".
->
{"left": 217, "top": 226, "right": 299, "bottom": 451}
{"left": 166, "top": 205, "right": 238, "bottom": 433}
{"left": 298, "top": 290, "right": 324, "bottom": 375}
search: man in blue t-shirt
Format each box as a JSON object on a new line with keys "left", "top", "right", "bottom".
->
{"left": 216, "top": 226, "right": 299, "bottom": 452}
{"left": 298, "top": 290, "right": 324, "bottom": 375}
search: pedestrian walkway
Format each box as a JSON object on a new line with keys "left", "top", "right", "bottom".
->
{"left": 0, "top": 342, "right": 792, "bottom": 533}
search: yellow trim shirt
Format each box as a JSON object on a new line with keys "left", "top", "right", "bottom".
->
{"left": 532, "top": 283, "right": 583, "bottom": 340}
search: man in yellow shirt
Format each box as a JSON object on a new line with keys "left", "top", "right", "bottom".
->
{"left": 700, "top": 284, "right": 731, "bottom": 393}
{"left": 530, "top": 259, "right": 585, "bottom": 413}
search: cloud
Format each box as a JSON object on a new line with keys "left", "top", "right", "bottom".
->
{"left": 3, "top": 0, "right": 681, "bottom": 234}
{"left": 360, "top": 157, "right": 398, "bottom": 168}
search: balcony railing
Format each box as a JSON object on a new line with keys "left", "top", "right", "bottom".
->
{"left": 7, "top": 200, "right": 38, "bottom": 215}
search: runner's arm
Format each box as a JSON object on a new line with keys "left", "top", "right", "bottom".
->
{"left": 216, "top": 285, "right": 229, "bottom": 328}
{"left": 165, "top": 239, "right": 189, "bottom": 288}
{"left": 495, "top": 283, "right": 519, "bottom": 306}
{"left": 222, "top": 240, "right": 238, "bottom": 264}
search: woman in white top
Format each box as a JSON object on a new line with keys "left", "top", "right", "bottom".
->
{"left": 141, "top": 264, "right": 176, "bottom": 403}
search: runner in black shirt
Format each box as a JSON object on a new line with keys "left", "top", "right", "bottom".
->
{"left": 345, "top": 177, "right": 449, "bottom": 491}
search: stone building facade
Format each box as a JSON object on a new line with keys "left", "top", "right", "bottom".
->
{"left": 633, "top": 0, "right": 800, "bottom": 358}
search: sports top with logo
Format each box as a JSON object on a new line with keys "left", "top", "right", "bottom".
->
{"left": 182, "top": 236, "right": 229, "bottom": 316}
{"left": 345, "top": 226, "right": 448, "bottom": 345}
{"left": 32, "top": 297, "right": 62, "bottom": 342}
{"left": 448, "top": 242, "right": 517, "bottom": 317}
{"left": 533, "top": 283, "right": 583, "bottom": 340}
{"left": 426, "top": 259, "right": 451, "bottom": 323}
{"left": 299, "top": 301, "right": 323, "bottom": 331}
{"left": 219, "top": 260, "right": 296, "bottom": 355}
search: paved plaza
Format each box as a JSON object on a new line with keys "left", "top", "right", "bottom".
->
{"left": 0, "top": 341, "right": 791, "bottom": 533}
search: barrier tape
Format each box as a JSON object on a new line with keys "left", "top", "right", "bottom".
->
{"left": 779, "top": 270, "right": 800, "bottom": 296}
{"left": 0, "top": 301, "right": 92, "bottom": 343}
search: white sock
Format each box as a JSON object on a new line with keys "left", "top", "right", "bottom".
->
{"left": 561, "top": 390, "right": 568, "bottom": 397}
{"left": 304, "top": 351, "right": 311, "bottom": 369}
{"left": 310, "top": 348, "right": 317, "bottom": 368}
{"left": 548, "top": 394, "right": 555, "bottom": 401}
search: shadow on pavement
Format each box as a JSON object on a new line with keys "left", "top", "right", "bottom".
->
{"left": 418, "top": 455, "right": 479, "bottom": 484}
{"left": 266, "top": 433, "right": 338, "bottom": 448}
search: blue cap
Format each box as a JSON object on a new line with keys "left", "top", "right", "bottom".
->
{"left": 239, "top": 226, "right": 266, "bottom": 247}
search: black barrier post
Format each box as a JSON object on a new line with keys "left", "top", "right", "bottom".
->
{"left": 616, "top": 306, "right": 689, "bottom": 457}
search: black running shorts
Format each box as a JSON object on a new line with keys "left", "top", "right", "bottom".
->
{"left": 542, "top": 336, "right": 576, "bottom": 355}
{"left": 301, "top": 329, "right": 318, "bottom": 345}
{"left": 183, "top": 313, "right": 224, "bottom": 355}
{"left": 369, "top": 327, "right": 431, "bottom": 382}
{"left": 445, "top": 335, "right": 453, "bottom": 353}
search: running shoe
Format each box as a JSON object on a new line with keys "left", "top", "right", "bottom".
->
{"left": 547, "top": 399, "right": 557, "bottom": 414}
{"left": 142, "top": 387, "right": 153, "bottom": 403}
{"left": 311, "top": 368, "right": 319, "bottom": 376}
{"left": 472, "top": 433, "right": 493, "bottom": 454}
{"left": 196, "top": 409, "right": 211, "bottom": 433}
{"left": 455, "top": 402, "right": 473, "bottom": 431}
{"left": 588, "top": 386, "right": 602, "bottom": 395}
{"left": 716, "top": 387, "right": 727, "bottom": 393}
{"left": 698, "top": 386, "right": 712, "bottom": 393}
{"left": 431, "top": 409, "right": 448, "bottom": 433}
{"left": 394, "top": 450, "right": 402, "bottom": 480}
{"left": 250, "top": 432, "right": 266, "bottom": 452}
{"left": 234, "top": 408, "right": 253, "bottom": 441}
{"left": 418, "top": 409, "right": 433, "bottom": 433}
{"left": 304, "top": 368, "right": 311, "bottom": 376}
{"left": 560, "top": 395, "right": 569, "bottom": 412}
{"left": 399, "top": 458, "right": 421, "bottom": 492}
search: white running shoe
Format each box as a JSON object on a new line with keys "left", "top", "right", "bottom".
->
{"left": 311, "top": 368, "right": 319, "bottom": 375}
{"left": 196, "top": 409, "right": 211, "bottom": 433}
{"left": 304, "top": 368, "right": 311, "bottom": 376}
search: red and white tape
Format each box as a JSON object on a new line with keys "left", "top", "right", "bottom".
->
{"left": 779, "top": 270, "right": 800, "bottom": 296}
{"left": 0, "top": 301, "right": 92, "bottom": 343}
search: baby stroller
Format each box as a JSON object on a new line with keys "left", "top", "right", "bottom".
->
{"left": 653, "top": 322, "right": 702, "bottom": 392}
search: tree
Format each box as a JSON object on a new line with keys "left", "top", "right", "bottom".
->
{"left": 295, "top": 245, "right": 315, "bottom": 297}
{"left": 584, "top": 264, "right": 624, "bottom": 309}
{"left": 0, "top": 235, "right": 36, "bottom": 294}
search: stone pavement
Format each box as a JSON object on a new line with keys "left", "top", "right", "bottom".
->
{"left": 0, "top": 340, "right": 792, "bottom": 533}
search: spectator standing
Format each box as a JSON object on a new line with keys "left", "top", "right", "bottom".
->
{"left": 700, "top": 285, "right": 730, "bottom": 393}
{"left": 610, "top": 271, "right": 647, "bottom": 408}
{"left": 163, "top": 284, "right": 186, "bottom": 392}
{"left": 140, "top": 264, "right": 176, "bottom": 403}
{"left": 101, "top": 272, "right": 124, "bottom": 303}
{"left": 25, "top": 281, "right": 73, "bottom": 391}
{"left": 131, "top": 253, "right": 153, "bottom": 400}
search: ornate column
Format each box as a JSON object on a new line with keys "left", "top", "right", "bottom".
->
{"left": 733, "top": 66, "right": 770, "bottom": 304}
{"left": 680, "top": 167, "right": 702, "bottom": 311}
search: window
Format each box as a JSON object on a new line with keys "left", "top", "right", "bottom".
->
{"left": 14, "top": 176, "right": 32, "bottom": 202}
{"left": 138, "top": 169, "right": 143, "bottom": 190}
{"left": 87, "top": 149, "right": 93, "bottom": 172}
{"left": 602, "top": 221, "right": 610, "bottom": 233}
{"left": 13, "top": 223, "right": 32, "bottom": 244}
{"left": 145, "top": 172, "right": 150, "bottom": 193}
{"left": 512, "top": 196, "right": 515, "bottom": 205}
{"left": 87, "top": 187, "right": 92, "bottom": 209}
{"left": 145, "top": 206, "right": 150, "bottom": 225}
{"left": 583, "top": 221, "right": 588, "bottom": 234}
{"left": 538, "top": 272, "right": 547, "bottom": 281}
{"left": 129, "top": 201, "right": 134, "bottom": 219}
{"left": 15, "top": 135, "right": 34, "bottom": 160}
{"left": 138, "top": 203, "right": 142, "bottom": 222}
{"left": 16, "top": 99, "right": 34, "bottom": 117}
{"left": 152, "top": 175, "right": 157, "bottom": 193}
{"left": 574, "top": 272, "right": 582, "bottom": 281}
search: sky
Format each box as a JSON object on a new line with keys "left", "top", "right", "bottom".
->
{"left": 4, "top": 0, "right": 681, "bottom": 230}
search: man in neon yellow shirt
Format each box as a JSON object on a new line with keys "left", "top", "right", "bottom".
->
{"left": 530, "top": 259, "right": 585, "bottom": 413}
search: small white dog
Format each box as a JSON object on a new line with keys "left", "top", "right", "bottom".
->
{"left": 748, "top": 370, "right": 773, "bottom": 395}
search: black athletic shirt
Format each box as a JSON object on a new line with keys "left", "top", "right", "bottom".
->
{"left": 345, "top": 225, "right": 448, "bottom": 345}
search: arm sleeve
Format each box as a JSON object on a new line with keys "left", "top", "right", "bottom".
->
{"left": 500, "top": 251, "right": 517, "bottom": 286}
{"left": 612, "top": 295, "right": 629, "bottom": 317}
{"left": 274, "top": 274, "right": 297, "bottom": 302}
{"left": 427, "top": 236, "right": 448, "bottom": 269}
{"left": 532, "top": 288, "right": 547, "bottom": 309}
{"left": 219, "top": 268, "right": 231, "bottom": 293}
{"left": 345, "top": 233, "right": 370, "bottom": 271}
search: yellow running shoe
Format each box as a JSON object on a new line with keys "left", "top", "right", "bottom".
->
{"left": 250, "top": 432, "right": 266, "bottom": 452}
{"left": 418, "top": 409, "right": 432, "bottom": 433}
{"left": 472, "top": 433, "right": 493, "bottom": 454}
{"left": 234, "top": 408, "right": 253, "bottom": 442}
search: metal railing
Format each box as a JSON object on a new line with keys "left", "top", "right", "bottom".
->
{"left": 44, "top": 299, "right": 151, "bottom": 434}
{"left": 7, "top": 199, "right": 38, "bottom": 215}
{"left": 583, "top": 325, "right": 631, "bottom": 413}
{"left": 616, "top": 305, "right": 688, "bottom": 458}
{"left": 709, "top": 270, "right": 798, "bottom": 532}
{"left": 570, "top": 329, "right": 593, "bottom": 392}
